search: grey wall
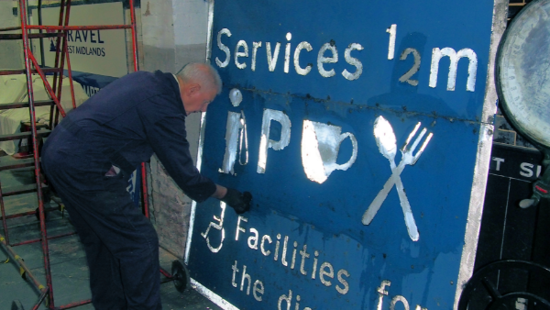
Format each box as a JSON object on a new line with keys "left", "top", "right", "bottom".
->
{"left": 140, "top": 0, "right": 210, "bottom": 258}
{"left": 0, "top": 1, "right": 24, "bottom": 70}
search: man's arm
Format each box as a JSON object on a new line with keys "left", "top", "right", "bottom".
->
{"left": 212, "top": 184, "right": 227, "bottom": 199}
{"left": 140, "top": 97, "right": 251, "bottom": 213}
{"left": 141, "top": 98, "right": 217, "bottom": 202}
{"left": 217, "top": 185, "right": 252, "bottom": 214}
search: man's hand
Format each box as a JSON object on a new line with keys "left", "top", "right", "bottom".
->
{"left": 221, "top": 188, "right": 252, "bottom": 214}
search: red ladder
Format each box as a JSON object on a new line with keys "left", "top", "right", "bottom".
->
{"left": 0, "top": 0, "right": 145, "bottom": 308}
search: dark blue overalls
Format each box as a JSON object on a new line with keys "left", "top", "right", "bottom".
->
{"left": 41, "top": 71, "right": 216, "bottom": 309}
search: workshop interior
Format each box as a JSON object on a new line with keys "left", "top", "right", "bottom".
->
{"left": 1, "top": 0, "right": 549, "bottom": 309}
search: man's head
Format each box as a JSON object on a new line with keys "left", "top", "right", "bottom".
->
{"left": 176, "top": 63, "right": 222, "bottom": 114}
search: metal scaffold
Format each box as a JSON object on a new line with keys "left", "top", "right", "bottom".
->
{"left": 0, "top": 0, "right": 145, "bottom": 308}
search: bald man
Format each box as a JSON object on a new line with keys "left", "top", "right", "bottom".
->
{"left": 42, "top": 63, "right": 250, "bottom": 309}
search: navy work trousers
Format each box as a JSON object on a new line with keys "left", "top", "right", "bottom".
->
{"left": 42, "top": 129, "right": 161, "bottom": 309}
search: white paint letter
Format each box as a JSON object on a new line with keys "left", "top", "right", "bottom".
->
{"left": 281, "top": 235, "right": 289, "bottom": 267}
{"left": 318, "top": 42, "right": 338, "bottom": 78}
{"left": 336, "top": 269, "right": 350, "bottom": 295}
{"left": 387, "top": 24, "right": 397, "bottom": 60}
{"left": 299, "top": 245, "right": 310, "bottom": 276}
{"left": 294, "top": 41, "right": 313, "bottom": 76}
{"left": 240, "top": 265, "right": 251, "bottom": 295}
{"left": 231, "top": 260, "right": 239, "bottom": 288}
{"left": 377, "top": 280, "right": 391, "bottom": 310}
{"left": 319, "top": 262, "right": 334, "bottom": 286}
{"left": 235, "top": 216, "right": 248, "bottom": 241}
{"left": 235, "top": 40, "right": 249, "bottom": 69}
{"left": 216, "top": 28, "right": 231, "bottom": 68}
{"left": 399, "top": 48, "right": 421, "bottom": 86}
{"left": 390, "top": 295, "right": 410, "bottom": 310}
{"left": 247, "top": 228, "right": 259, "bottom": 250}
{"left": 266, "top": 42, "right": 281, "bottom": 72}
{"left": 342, "top": 43, "right": 364, "bottom": 81}
{"left": 253, "top": 280, "right": 264, "bottom": 301}
{"left": 284, "top": 32, "right": 292, "bottom": 73}
{"left": 252, "top": 42, "right": 262, "bottom": 71}
{"left": 261, "top": 235, "right": 272, "bottom": 256}
{"left": 429, "top": 47, "right": 478, "bottom": 92}
{"left": 278, "top": 290, "right": 292, "bottom": 310}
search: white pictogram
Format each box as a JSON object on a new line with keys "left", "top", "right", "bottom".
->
{"left": 362, "top": 116, "right": 433, "bottom": 241}
{"left": 201, "top": 203, "right": 226, "bottom": 253}
{"left": 220, "top": 88, "right": 248, "bottom": 175}
{"left": 301, "top": 120, "right": 358, "bottom": 184}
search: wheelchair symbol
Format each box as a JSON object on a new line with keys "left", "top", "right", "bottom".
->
{"left": 200, "top": 202, "right": 226, "bottom": 253}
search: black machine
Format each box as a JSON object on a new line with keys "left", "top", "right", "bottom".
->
{"left": 459, "top": 1, "right": 550, "bottom": 309}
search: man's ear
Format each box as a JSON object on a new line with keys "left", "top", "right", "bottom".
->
{"left": 187, "top": 83, "right": 201, "bottom": 96}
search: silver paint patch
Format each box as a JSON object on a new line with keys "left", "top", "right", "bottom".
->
{"left": 229, "top": 88, "right": 242, "bottom": 107}
{"left": 454, "top": 1, "right": 507, "bottom": 306}
{"left": 257, "top": 109, "right": 291, "bottom": 174}
{"left": 205, "top": 0, "right": 215, "bottom": 63}
{"left": 221, "top": 89, "right": 247, "bottom": 175}
{"left": 301, "top": 120, "right": 358, "bottom": 184}
{"left": 220, "top": 112, "right": 242, "bottom": 175}
{"left": 191, "top": 278, "right": 240, "bottom": 310}
{"left": 399, "top": 48, "right": 421, "bottom": 86}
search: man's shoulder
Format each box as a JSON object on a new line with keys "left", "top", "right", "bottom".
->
{"left": 122, "top": 70, "right": 160, "bottom": 82}
{"left": 118, "top": 71, "right": 176, "bottom": 97}
{"left": 121, "top": 70, "right": 170, "bottom": 82}
{"left": 133, "top": 71, "right": 184, "bottom": 119}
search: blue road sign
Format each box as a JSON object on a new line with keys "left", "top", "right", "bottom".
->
{"left": 187, "top": 1, "right": 507, "bottom": 309}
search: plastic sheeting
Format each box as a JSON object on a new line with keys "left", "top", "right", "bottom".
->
{"left": 0, "top": 74, "right": 88, "bottom": 155}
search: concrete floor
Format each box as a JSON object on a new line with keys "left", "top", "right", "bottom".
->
{"left": 0, "top": 155, "right": 222, "bottom": 310}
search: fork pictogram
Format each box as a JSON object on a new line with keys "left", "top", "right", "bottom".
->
{"left": 362, "top": 120, "right": 433, "bottom": 241}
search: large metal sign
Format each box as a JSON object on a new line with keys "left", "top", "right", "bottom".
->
{"left": 187, "top": 1, "right": 506, "bottom": 309}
